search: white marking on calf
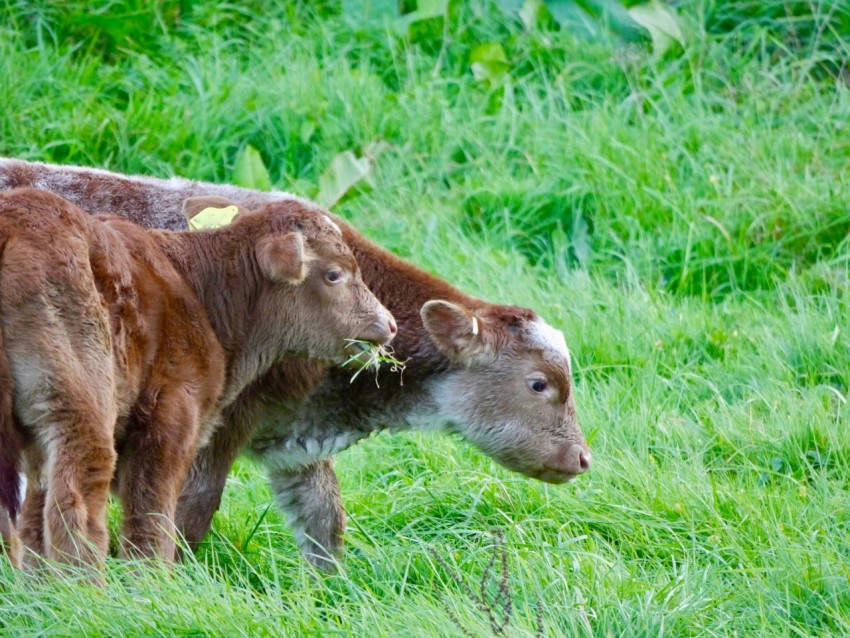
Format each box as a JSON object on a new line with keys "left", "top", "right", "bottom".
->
{"left": 322, "top": 215, "right": 342, "bottom": 234}
{"left": 471, "top": 316, "right": 479, "bottom": 336}
{"left": 530, "top": 318, "right": 571, "bottom": 372}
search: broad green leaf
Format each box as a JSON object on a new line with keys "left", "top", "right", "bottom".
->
{"left": 580, "top": 0, "right": 649, "bottom": 43}
{"left": 317, "top": 151, "right": 373, "bottom": 209}
{"left": 544, "top": 0, "right": 600, "bottom": 40}
{"left": 233, "top": 145, "right": 271, "bottom": 191}
{"left": 470, "top": 42, "right": 508, "bottom": 65}
{"left": 545, "top": 0, "right": 651, "bottom": 44}
{"left": 628, "top": 0, "right": 684, "bottom": 57}
{"left": 469, "top": 42, "right": 510, "bottom": 85}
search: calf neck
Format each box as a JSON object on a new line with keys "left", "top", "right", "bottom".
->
{"left": 0, "top": 159, "right": 589, "bottom": 569}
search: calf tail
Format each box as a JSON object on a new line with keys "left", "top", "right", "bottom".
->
{"left": 0, "top": 347, "right": 21, "bottom": 523}
{"left": 0, "top": 246, "right": 22, "bottom": 524}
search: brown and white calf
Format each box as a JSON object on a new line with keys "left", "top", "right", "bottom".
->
{"left": 0, "top": 159, "right": 590, "bottom": 569}
{"left": 0, "top": 186, "right": 394, "bottom": 568}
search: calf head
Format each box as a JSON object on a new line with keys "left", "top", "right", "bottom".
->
{"left": 184, "top": 196, "right": 396, "bottom": 362}
{"left": 421, "top": 300, "right": 590, "bottom": 483}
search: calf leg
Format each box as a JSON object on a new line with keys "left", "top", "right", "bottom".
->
{"left": 18, "top": 484, "right": 45, "bottom": 569}
{"left": 1, "top": 245, "right": 117, "bottom": 569}
{"left": 117, "top": 388, "right": 201, "bottom": 561}
{"left": 19, "top": 447, "right": 47, "bottom": 563}
{"left": 175, "top": 417, "right": 253, "bottom": 550}
{"left": 0, "top": 509, "right": 21, "bottom": 567}
{"left": 43, "top": 412, "right": 116, "bottom": 567}
{"left": 176, "top": 365, "right": 328, "bottom": 555}
{"left": 10, "top": 430, "right": 113, "bottom": 571}
{"left": 268, "top": 459, "right": 345, "bottom": 570}
{"left": 16, "top": 372, "right": 116, "bottom": 568}
{"left": 174, "top": 450, "right": 228, "bottom": 551}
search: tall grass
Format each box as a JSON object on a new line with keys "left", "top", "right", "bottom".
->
{"left": 1, "top": 1, "right": 849, "bottom": 635}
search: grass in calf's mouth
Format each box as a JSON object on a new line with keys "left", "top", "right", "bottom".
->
{"left": 343, "top": 339, "right": 408, "bottom": 387}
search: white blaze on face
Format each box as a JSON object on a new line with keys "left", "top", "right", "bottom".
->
{"left": 322, "top": 214, "right": 342, "bottom": 235}
{"left": 530, "top": 318, "right": 572, "bottom": 374}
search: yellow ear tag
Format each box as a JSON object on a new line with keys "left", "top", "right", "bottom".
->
{"left": 188, "top": 205, "right": 240, "bottom": 230}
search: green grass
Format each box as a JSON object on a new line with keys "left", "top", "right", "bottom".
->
{"left": 2, "top": 1, "right": 850, "bottom": 635}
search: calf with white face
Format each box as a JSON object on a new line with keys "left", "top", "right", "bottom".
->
{"left": 179, "top": 200, "right": 591, "bottom": 568}
{"left": 421, "top": 300, "right": 589, "bottom": 483}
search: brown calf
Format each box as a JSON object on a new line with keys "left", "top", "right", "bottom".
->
{"left": 0, "top": 159, "right": 590, "bottom": 569}
{"left": 0, "top": 187, "right": 394, "bottom": 568}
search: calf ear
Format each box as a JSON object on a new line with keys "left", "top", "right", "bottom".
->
{"left": 256, "top": 233, "right": 309, "bottom": 284}
{"left": 421, "top": 300, "right": 494, "bottom": 364}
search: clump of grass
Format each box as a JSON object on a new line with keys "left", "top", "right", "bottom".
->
{"left": 343, "top": 339, "right": 408, "bottom": 387}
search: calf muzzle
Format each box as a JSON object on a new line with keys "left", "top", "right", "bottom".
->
{"left": 357, "top": 312, "right": 397, "bottom": 347}
{"left": 536, "top": 443, "right": 592, "bottom": 483}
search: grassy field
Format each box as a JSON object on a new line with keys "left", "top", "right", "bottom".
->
{"left": 2, "top": 1, "right": 850, "bottom": 636}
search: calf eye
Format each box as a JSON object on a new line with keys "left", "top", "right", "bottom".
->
{"left": 324, "top": 269, "right": 343, "bottom": 284}
{"left": 529, "top": 379, "right": 547, "bottom": 393}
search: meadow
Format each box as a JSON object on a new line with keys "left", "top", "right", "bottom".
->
{"left": 1, "top": 1, "right": 849, "bottom": 635}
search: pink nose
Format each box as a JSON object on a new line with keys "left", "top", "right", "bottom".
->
{"left": 550, "top": 444, "right": 591, "bottom": 475}
{"left": 388, "top": 317, "right": 397, "bottom": 336}
{"left": 578, "top": 449, "right": 591, "bottom": 473}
